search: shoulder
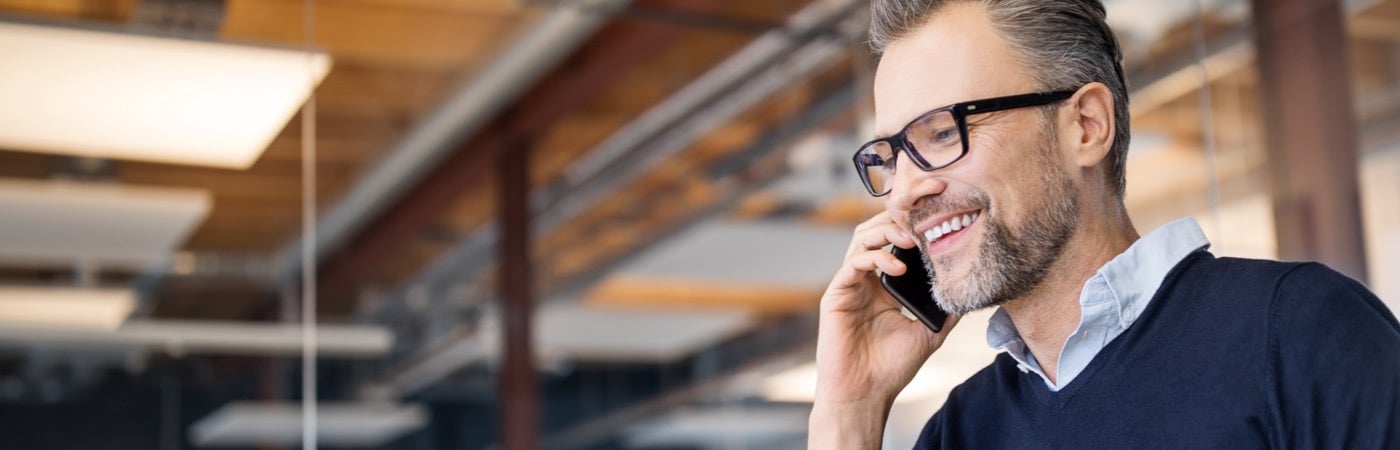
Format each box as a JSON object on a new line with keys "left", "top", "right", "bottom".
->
{"left": 1162, "top": 255, "right": 1393, "bottom": 310}
{"left": 1147, "top": 254, "right": 1312, "bottom": 316}
{"left": 1271, "top": 263, "right": 1400, "bottom": 336}
{"left": 1262, "top": 263, "right": 1400, "bottom": 446}
{"left": 1177, "top": 253, "right": 1307, "bottom": 287}
{"left": 1265, "top": 262, "right": 1400, "bottom": 396}
{"left": 1189, "top": 257, "right": 1400, "bottom": 356}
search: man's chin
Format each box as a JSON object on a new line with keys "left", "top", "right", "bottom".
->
{"left": 932, "top": 281, "right": 1005, "bottom": 316}
{"left": 934, "top": 295, "right": 1000, "bottom": 316}
{"left": 931, "top": 260, "right": 1017, "bottom": 315}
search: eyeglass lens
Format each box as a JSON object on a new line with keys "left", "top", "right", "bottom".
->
{"left": 857, "top": 109, "right": 962, "bottom": 195}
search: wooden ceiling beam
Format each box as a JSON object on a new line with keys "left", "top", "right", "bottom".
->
{"left": 118, "top": 163, "right": 357, "bottom": 205}
{"left": 1349, "top": 15, "right": 1400, "bottom": 41}
{"left": 0, "top": 0, "right": 136, "bottom": 22}
{"left": 221, "top": 0, "right": 515, "bottom": 70}
{"left": 283, "top": 0, "right": 523, "bottom": 17}
{"left": 313, "top": 63, "right": 460, "bottom": 119}
{"left": 585, "top": 275, "right": 823, "bottom": 317}
{"left": 259, "top": 138, "right": 384, "bottom": 164}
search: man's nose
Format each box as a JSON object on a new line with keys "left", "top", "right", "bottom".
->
{"left": 886, "top": 159, "right": 948, "bottom": 221}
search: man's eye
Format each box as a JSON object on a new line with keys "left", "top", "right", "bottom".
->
{"left": 931, "top": 128, "right": 958, "bottom": 144}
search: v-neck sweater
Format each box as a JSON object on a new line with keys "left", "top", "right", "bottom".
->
{"left": 915, "top": 252, "right": 1400, "bottom": 449}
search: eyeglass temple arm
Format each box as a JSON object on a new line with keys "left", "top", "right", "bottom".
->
{"left": 959, "top": 91, "right": 1075, "bottom": 114}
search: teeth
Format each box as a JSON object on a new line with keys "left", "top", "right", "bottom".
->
{"left": 924, "top": 210, "right": 982, "bottom": 244}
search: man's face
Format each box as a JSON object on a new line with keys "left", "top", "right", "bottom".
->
{"left": 873, "top": 3, "right": 1080, "bottom": 315}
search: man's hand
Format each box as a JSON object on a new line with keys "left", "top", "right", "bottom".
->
{"left": 808, "top": 211, "right": 960, "bottom": 448}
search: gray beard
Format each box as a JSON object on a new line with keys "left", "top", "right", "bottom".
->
{"left": 924, "top": 141, "right": 1080, "bottom": 316}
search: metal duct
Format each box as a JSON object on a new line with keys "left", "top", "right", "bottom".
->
{"left": 273, "top": 0, "right": 630, "bottom": 285}
{"left": 387, "top": 0, "right": 865, "bottom": 312}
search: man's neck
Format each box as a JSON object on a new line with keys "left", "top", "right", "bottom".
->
{"left": 1000, "top": 205, "right": 1138, "bottom": 384}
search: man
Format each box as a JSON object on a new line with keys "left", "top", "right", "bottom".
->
{"left": 810, "top": 0, "right": 1400, "bottom": 448}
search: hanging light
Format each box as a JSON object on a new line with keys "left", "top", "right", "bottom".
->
{"left": 0, "top": 21, "right": 330, "bottom": 169}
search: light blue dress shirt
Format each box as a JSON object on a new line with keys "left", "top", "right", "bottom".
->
{"left": 985, "top": 217, "right": 1211, "bottom": 391}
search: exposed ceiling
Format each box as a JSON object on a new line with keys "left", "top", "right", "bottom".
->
{"left": 1, "top": 0, "right": 1399, "bottom": 447}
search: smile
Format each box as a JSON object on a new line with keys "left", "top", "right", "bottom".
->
{"left": 923, "top": 210, "right": 981, "bottom": 244}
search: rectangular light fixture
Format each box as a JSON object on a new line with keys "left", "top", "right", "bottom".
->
{"left": 0, "top": 178, "right": 210, "bottom": 269}
{"left": 382, "top": 304, "right": 754, "bottom": 395}
{"left": 0, "top": 286, "right": 135, "bottom": 331}
{"left": 191, "top": 402, "right": 426, "bottom": 448}
{"left": 624, "top": 407, "right": 810, "bottom": 448}
{"left": 538, "top": 304, "right": 753, "bottom": 363}
{"left": 0, "top": 21, "right": 330, "bottom": 168}
{"left": 0, "top": 319, "right": 393, "bottom": 357}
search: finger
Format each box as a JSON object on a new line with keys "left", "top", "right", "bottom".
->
{"left": 848, "top": 248, "right": 907, "bottom": 276}
{"left": 851, "top": 222, "right": 917, "bottom": 254}
{"left": 881, "top": 223, "right": 919, "bottom": 249}
{"left": 829, "top": 249, "right": 905, "bottom": 292}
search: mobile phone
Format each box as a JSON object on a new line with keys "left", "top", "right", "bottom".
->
{"left": 880, "top": 246, "right": 950, "bottom": 332}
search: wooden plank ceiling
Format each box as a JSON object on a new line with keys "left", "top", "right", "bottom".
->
{"left": 0, "top": 0, "right": 826, "bottom": 318}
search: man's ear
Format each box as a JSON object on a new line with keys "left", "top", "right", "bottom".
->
{"left": 1064, "top": 82, "right": 1115, "bottom": 169}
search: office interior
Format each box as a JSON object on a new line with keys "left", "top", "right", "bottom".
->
{"left": 0, "top": 0, "right": 1397, "bottom": 448}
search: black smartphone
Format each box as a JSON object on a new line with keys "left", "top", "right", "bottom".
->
{"left": 880, "top": 246, "right": 950, "bottom": 333}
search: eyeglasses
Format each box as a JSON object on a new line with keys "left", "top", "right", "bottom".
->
{"left": 851, "top": 90, "right": 1076, "bottom": 197}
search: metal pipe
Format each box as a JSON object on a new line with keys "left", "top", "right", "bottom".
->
{"left": 389, "top": 0, "right": 864, "bottom": 308}
{"left": 272, "top": 0, "right": 630, "bottom": 285}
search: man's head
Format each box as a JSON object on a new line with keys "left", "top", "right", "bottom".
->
{"left": 871, "top": 1, "right": 1129, "bottom": 194}
{"left": 866, "top": 0, "right": 1128, "bottom": 314}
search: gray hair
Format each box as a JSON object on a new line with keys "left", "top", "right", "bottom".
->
{"left": 870, "top": 0, "right": 1131, "bottom": 198}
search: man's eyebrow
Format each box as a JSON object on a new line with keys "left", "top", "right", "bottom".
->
{"left": 869, "top": 112, "right": 921, "bottom": 142}
{"left": 869, "top": 131, "right": 895, "bottom": 142}
{"left": 870, "top": 115, "right": 919, "bottom": 142}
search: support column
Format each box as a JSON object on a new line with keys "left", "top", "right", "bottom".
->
{"left": 1249, "top": 0, "right": 1368, "bottom": 282}
{"left": 498, "top": 139, "right": 538, "bottom": 449}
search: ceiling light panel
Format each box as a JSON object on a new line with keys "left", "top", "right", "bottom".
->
{"left": 539, "top": 304, "right": 754, "bottom": 363}
{"left": 0, "top": 178, "right": 210, "bottom": 269}
{"left": 624, "top": 407, "right": 810, "bottom": 449}
{"left": 614, "top": 220, "right": 851, "bottom": 287}
{"left": 0, "top": 21, "right": 330, "bottom": 168}
{"left": 0, "top": 319, "right": 393, "bottom": 357}
{"left": 190, "top": 402, "right": 426, "bottom": 448}
{"left": 0, "top": 287, "right": 134, "bottom": 331}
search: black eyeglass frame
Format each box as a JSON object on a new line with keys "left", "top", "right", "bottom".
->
{"left": 852, "top": 89, "right": 1078, "bottom": 197}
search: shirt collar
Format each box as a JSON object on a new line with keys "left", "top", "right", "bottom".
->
{"left": 986, "top": 217, "right": 1211, "bottom": 364}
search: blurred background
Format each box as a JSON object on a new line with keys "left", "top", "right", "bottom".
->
{"left": 0, "top": 0, "right": 1396, "bottom": 448}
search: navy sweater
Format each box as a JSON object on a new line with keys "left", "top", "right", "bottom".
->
{"left": 915, "top": 252, "right": 1400, "bottom": 449}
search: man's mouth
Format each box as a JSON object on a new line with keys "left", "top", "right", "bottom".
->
{"left": 923, "top": 210, "right": 982, "bottom": 245}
